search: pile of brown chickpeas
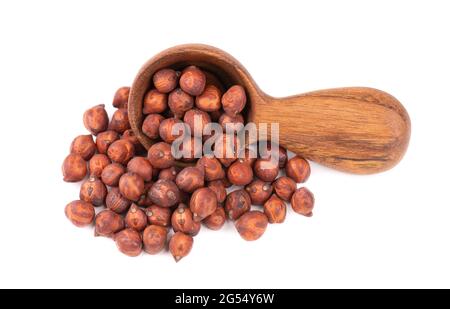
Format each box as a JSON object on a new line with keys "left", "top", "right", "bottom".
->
{"left": 62, "top": 65, "right": 314, "bottom": 262}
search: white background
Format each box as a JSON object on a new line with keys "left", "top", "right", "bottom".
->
{"left": 0, "top": 0, "right": 449, "bottom": 289}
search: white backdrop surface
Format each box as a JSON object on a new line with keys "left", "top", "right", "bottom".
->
{"left": 0, "top": 0, "right": 449, "bottom": 288}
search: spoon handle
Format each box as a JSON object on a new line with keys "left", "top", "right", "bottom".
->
{"left": 251, "top": 87, "right": 410, "bottom": 174}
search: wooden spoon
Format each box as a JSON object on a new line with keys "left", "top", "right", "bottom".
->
{"left": 129, "top": 44, "right": 410, "bottom": 174}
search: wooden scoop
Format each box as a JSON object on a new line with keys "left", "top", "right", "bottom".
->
{"left": 129, "top": 44, "right": 410, "bottom": 174}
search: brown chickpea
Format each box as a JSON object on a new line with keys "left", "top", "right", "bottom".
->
{"left": 227, "top": 160, "right": 254, "bottom": 186}
{"left": 214, "top": 134, "right": 239, "bottom": 167}
{"left": 94, "top": 209, "right": 125, "bottom": 237}
{"left": 79, "top": 176, "right": 107, "bottom": 206}
{"left": 286, "top": 156, "right": 311, "bottom": 183}
{"left": 107, "top": 139, "right": 135, "bottom": 164}
{"left": 142, "top": 113, "right": 164, "bottom": 139}
{"left": 203, "top": 207, "right": 226, "bottom": 231}
{"left": 179, "top": 66, "right": 206, "bottom": 96}
{"left": 83, "top": 104, "right": 109, "bottom": 135}
{"left": 245, "top": 179, "right": 273, "bottom": 205}
{"left": 143, "top": 225, "right": 167, "bottom": 254}
{"left": 183, "top": 108, "right": 211, "bottom": 136}
{"left": 106, "top": 187, "right": 131, "bottom": 214}
{"left": 119, "top": 172, "right": 145, "bottom": 202}
{"left": 147, "top": 142, "right": 175, "bottom": 169}
{"left": 190, "top": 187, "right": 218, "bottom": 222}
{"left": 235, "top": 211, "right": 268, "bottom": 241}
{"left": 225, "top": 189, "right": 251, "bottom": 220}
{"left": 65, "top": 200, "right": 95, "bottom": 227}
{"left": 89, "top": 154, "right": 111, "bottom": 177}
{"left": 96, "top": 130, "right": 120, "bottom": 154}
{"left": 143, "top": 89, "right": 167, "bottom": 114}
{"left": 114, "top": 228, "right": 142, "bottom": 257}
{"left": 207, "top": 180, "right": 227, "bottom": 203}
{"left": 260, "top": 143, "right": 288, "bottom": 169}
{"left": 253, "top": 158, "right": 279, "bottom": 182}
{"left": 108, "top": 108, "right": 130, "bottom": 134}
{"left": 153, "top": 68, "right": 178, "bottom": 93}
{"left": 275, "top": 145, "right": 288, "bottom": 169}
{"left": 171, "top": 204, "right": 196, "bottom": 234}
{"left": 136, "top": 182, "right": 154, "bottom": 207}
{"left": 146, "top": 205, "right": 171, "bottom": 227}
{"left": 125, "top": 204, "right": 147, "bottom": 231}
{"left": 70, "top": 134, "right": 96, "bottom": 160}
{"left": 196, "top": 156, "right": 225, "bottom": 181}
{"left": 90, "top": 153, "right": 112, "bottom": 182}
{"left": 219, "top": 113, "right": 244, "bottom": 132}
{"left": 176, "top": 167, "right": 204, "bottom": 193}
{"left": 121, "top": 129, "right": 146, "bottom": 154}
{"left": 222, "top": 85, "right": 246, "bottom": 116}
{"left": 158, "top": 166, "right": 180, "bottom": 181}
{"left": 291, "top": 187, "right": 315, "bottom": 217}
{"left": 263, "top": 194, "right": 287, "bottom": 224}
{"left": 127, "top": 157, "right": 153, "bottom": 182}
{"left": 159, "top": 117, "right": 185, "bottom": 143}
{"left": 189, "top": 220, "right": 201, "bottom": 237}
{"left": 62, "top": 153, "right": 87, "bottom": 182}
{"left": 237, "top": 148, "right": 257, "bottom": 167}
{"left": 278, "top": 146, "right": 288, "bottom": 169}
{"left": 149, "top": 179, "right": 180, "bottom": 207}
{"left": 168, "top": 88, "right": 194, "bottom": 118}
{"left": 273, "top": 176, "right": 297, "bottom": 201}
{"left": 112, "top": 87, "right": 130, "bottom": 109}
{"left": 195, "top": 84, "right": 222, "bottom": 112}
{"left": 169, "top": 232, "right": 193, "bottom": 262}
{"left": 101, "top": 163, "right": 126, "bottom": 187}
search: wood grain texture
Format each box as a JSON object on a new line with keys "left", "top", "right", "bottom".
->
{"left": 249, "top": 88, "right": 410, "bottom": 174}
{"left": 129, "top": 44, "right": 411, "bottom": 174}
